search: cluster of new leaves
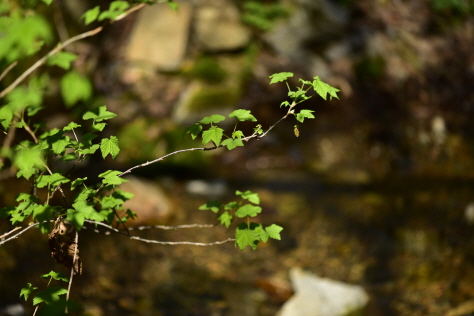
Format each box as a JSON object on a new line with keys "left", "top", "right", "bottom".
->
{"left": 199, "top": 190, "right": 283, "bottom": 250}
{"left": 184, "top": 109, "right": 258, "bottom": 150}
{"left": 0, "top": 104, "right": 135, "bottom": 233}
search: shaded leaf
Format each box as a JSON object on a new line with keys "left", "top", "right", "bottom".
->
{"left": 199, "top": 200, "right": 222, "bottom": 213}
{"left": 47, "top": 51, "right": 77, "bottom": 70}
{"left": 60, "top": 71, "right": 92, "bottom": 107}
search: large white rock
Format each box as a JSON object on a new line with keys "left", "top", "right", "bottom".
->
{"left": 125, "top": 1, "right": 193, "bottom": 71}
{"left": 277, "top": 267, "right": 369, "bottom": 316}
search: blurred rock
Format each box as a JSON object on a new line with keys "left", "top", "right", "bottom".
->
{"left": 0, "top": 304, "right": 24, "bottom": 316}
{"left": 277, "top": 267, "right": 369, "bottom": 316}
{"left": 120, "top": 176, "right": 173, "bottom": 224}
{"left": 464, "top": 202, "right": 474, "bottom": 224}
{"left": 185, "top": 179, "right": 228, "bottom": 198}
{"left": 195, "top": 0, "right": 251, "bottom": 52}
{"left": 265, "top": 0, "right": 348, "bottom": 61}
{"left": 124, "top": 1, "right": 193, "bottom": 71}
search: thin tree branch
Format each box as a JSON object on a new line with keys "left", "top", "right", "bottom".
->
{"left": 0, "top": 61, "right": 18, "bottom": 82}
{"left": 129, "top": 236, "right": 235, "bottom": 246}
{"left": 0, "top": 226, "right": 22, "bottom": 240}
{"left": 0, "top": 2, "right": 149, "bottom": 99}
{"left": 118, "top": 147, "right": 213, "bottom": 177}
{"left": 129, "top": 223, "right": 215, "bottom": 231}
{"left": 65, "top": 230, "right": 78, "bottom": 313}
{"left": 0, "top": 26, "right": 103, "bottom": 99}
{"left": 82, "top": 220, "right": 233, "bottom": 246}
{"left": 0, "top": 222, "right": 40, "bottom": 246}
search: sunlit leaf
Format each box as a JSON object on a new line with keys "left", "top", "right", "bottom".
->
{"left": 269, "top": 72, "right": 293, "bottom": 84}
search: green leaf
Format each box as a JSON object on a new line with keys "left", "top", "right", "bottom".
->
{"left": 221, "top": 138, "right": 244, "bottom": 150}
{"left": 98, "top": 1, "right": 130, "bottom": 21}
{"left": 47, "top": 51, "right": 77, "bottom": 70}
{"left": 45, "top": 131, "right": 70, "bottom": 155}
{"left": 73, "top": 188, "right": 95, "bottom": 203}
{"left": 235, "top": 223, "right": 260, "bottom": 250}
{"left": 265, "top": 224, "right": 283, "bottom": 240}
{"left": 288, "top": 89, "right": 309, "bottom": 103}
{"left": 253, "top": 124, "right": 263, "bottom": 135}
{"left": 0, "top": 205, "right": 15, "bottom": 219}
{"left": 33, "top": 286, "right": 67, "bottom": 305}
{"left": 280, "top": 100, "right": 290, "bottom": 108}
{"left": 41, "top": 0, "right": 53, "bottom": 4}
{"left": 312, "top": 76, "right": 340, "bottom": 100}
{"left": 235, "top": 204, "right": 262, "bottom": 218}
{"left": 100, "top": 136, "right": 120, "bottom": 159}
{"left": 60, "top": 153, "right": 78, "bottom": 161}
{"left": 77, "top": 144, "right": 100, "bottom": 156}
{"left": 295, "top": 109, "right": 315, "bottom": 123}
{"left": 0, "top": 105, "right": 14, "bottom": 130}
{"left": 81, "top": 6, "right": 100, "bottom": 25}
{"left": 0, "top": 14, "right": 53, "bottom": 63}
{"left": 217, "top": 211, "right": 232, "bottom": 228}
{"left": 16, "top": 193, "right": 41, "bottom": 203}
{"left": 269, "top": 72, "right": 293, "bottom": 84}
{"left": 60, "top": 71, "right": 92, "bottom": 107}
{"left": 71, "top": 177, "right": 87, "bottom": 190}
{"left": 184, "top": 123, "right": 203, "bottom": 140}
{"left": 224, "top": 201, "right": 239, "bottom": 210}
{"left": 32, "top": 205, "right": 53, "bottom": 223}
{"left": 7, "top": 86, "right": 42, "bottom": 113}
{"left": 256, "top": 224, "right": 269, "bottom": 242}
{"left": 202, "top": 126, "right": 224, "bottom": 147}
{"left": 63, "top": 122, "right": 81, "bottom": 131}
{"left": 199, "top": 200, "right": 222, "bottom": 213}
{"left": 232, "top": 130, "right": 244, "bottom": 139}
{"left": 20, "top": 283, "right": 38, "bottom": 301}
{"left": 229, "top": 109, "right": 257, "bottom": 122}
{"left": 101, "top": 195, "right": 123, "bottom": 209}
{"left": 112, "top": 189, "right": 134, "bottom": 202}
{"left": 98, "top": 170, "right": 127, "bottom": 186}
{"left": 167, "top": 2, "right": 179, "bottom": 11}
{"left": 41, "top": 271, "right": 69, "bottom": 282}
{"left": 92, "top": 122, "right": 107, "bottom": 132}
{"left": 82, "top": 105, "right": 117, "bottom": 122}
{"left": 199, "top": 114, "right": 226, "bottom": 124}
{"left": 13, "top": 143, "right": 45, "bottom": 179}
{"left": 36, "top": 173, "right": 70, "bottom": 188}
{"left": 236, "top": 190, "right": 260, "bottom": 204}
{"left": 67, "top": 201, "right": 104, "bottom": 230}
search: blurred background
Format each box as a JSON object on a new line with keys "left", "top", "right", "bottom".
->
{"left": 1, "top": 0, "right": 474, "bottom": 315}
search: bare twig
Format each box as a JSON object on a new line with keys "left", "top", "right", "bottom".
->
{"left": 0, "top": 61, "right": 18, "bottom": 81}
{"left": 114, "top": 3, "right": 146, "bottom": 21}
{"left": 0, "top": 222, "right": 40, "bottom": 246}
{"left": 0, "top": 226, "right": 22, "bottom": 240}
{"left": 130, "top": 223, "right": 215, "bottom": 231}
{"left": 82, "top": 220, "right": 233, "bottom": 246}
{"left": 116, "top": 104, "right": 296, "bottom": 178}
{"left": 129, "top": 236, "right": 235, "bottom": 246}
{"left": 65, "top": 230, "right": 78, "bottom": 313}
